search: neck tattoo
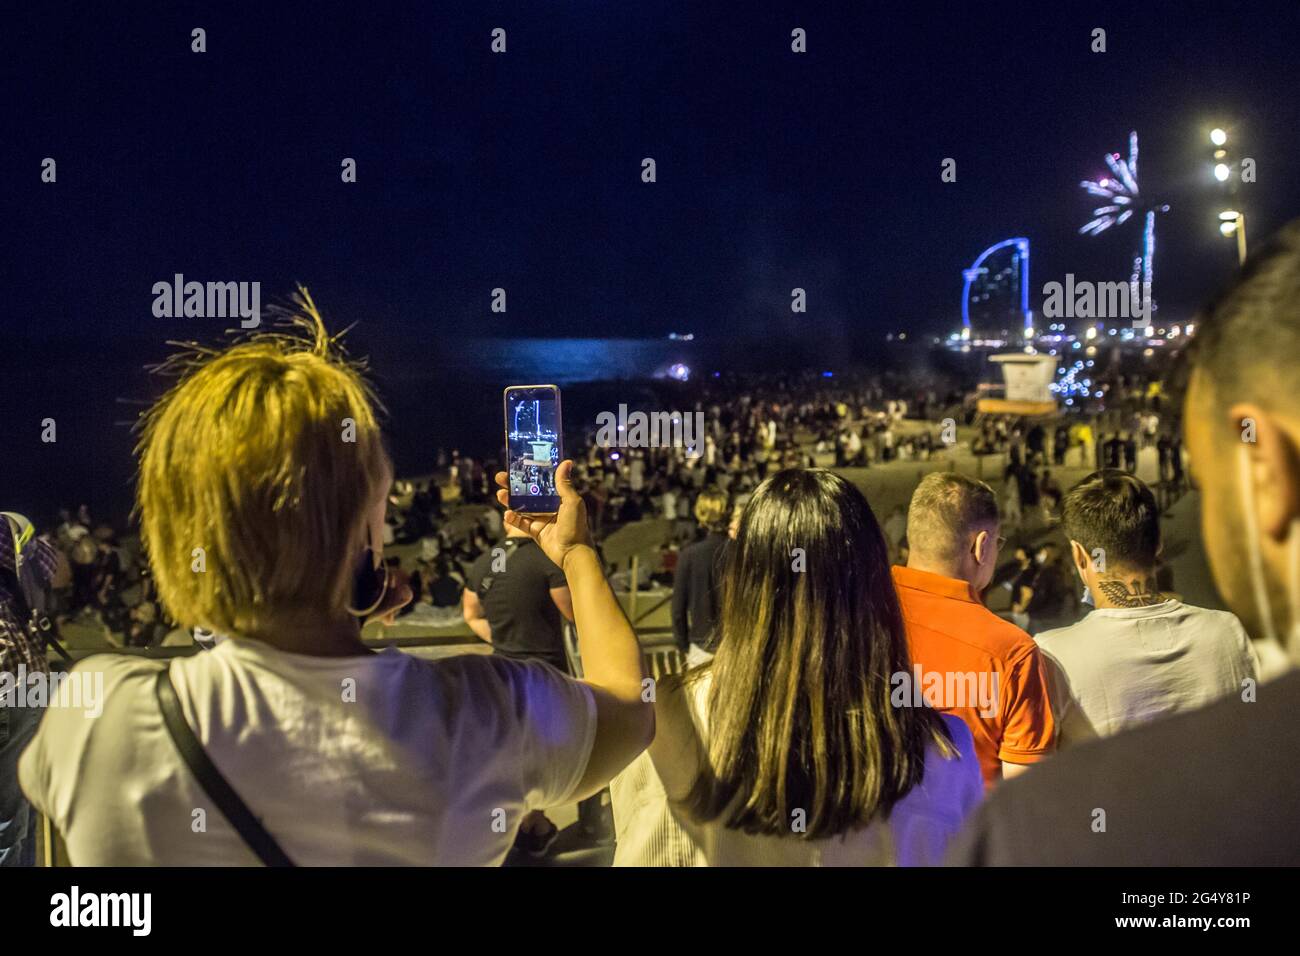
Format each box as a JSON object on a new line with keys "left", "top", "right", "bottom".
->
{"left": 1096, "top": 577, "right": 1163, "bottom": 608}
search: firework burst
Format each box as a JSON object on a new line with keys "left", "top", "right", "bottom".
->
{"left": 1079, "top": 131, "right": 1168, "bottom": 320}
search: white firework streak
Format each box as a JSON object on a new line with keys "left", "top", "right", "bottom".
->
{"left": 1079, "top": 130, "right": 1164, "bottom": 325}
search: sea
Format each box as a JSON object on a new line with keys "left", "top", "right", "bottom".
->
{"left": 6, "top": 335, "right": 829, "bottom": 528}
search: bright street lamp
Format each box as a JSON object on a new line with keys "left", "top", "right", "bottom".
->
{"left": 1214, "top": 163, "right": 1231, "bottom": 182}
{"left": 1219, "top": 210, "right": 1247, "bottom": 264}
{"left": 1210, "top": 128, "right": 1227, "bottom": 146}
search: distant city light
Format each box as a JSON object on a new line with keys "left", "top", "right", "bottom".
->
{"left": 668, "top": 363, "right": 691, "bottom": 382}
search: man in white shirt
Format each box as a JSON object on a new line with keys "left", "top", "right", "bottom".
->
{"left": 1035, "top": 469, "right": 1257, "bottom": 747}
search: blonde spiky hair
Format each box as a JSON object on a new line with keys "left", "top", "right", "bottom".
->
{"left": 136, "top": 286, "right": 388, "bottom": 636}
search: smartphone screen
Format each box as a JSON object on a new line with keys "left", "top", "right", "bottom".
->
{"left": 504, "top": 384, "right": 563, "bottom": 514}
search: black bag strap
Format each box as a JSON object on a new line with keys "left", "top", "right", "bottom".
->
{"left": 0, "top": 561, "right": 71, "bottom": 661}
{"left": 155, "top": 667, "right": 295, "bottom": 867}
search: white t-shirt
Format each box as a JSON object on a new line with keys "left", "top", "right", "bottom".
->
{"left": 1035, "top": 600, "right": 1257, "bottom": 747}
{"left": 610, "top": 673, "right": 983, "bottom": 866}
{"left": 19, "top": 639, "right": 596, "bottom": 865}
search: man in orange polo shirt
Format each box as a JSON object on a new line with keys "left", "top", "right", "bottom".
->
{"left": 893, "top": 472, "right": 1055, "bottom": 788}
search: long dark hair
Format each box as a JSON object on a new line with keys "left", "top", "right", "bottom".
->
{"left": 680, "top": 468, "right": 953, "bottom": 839}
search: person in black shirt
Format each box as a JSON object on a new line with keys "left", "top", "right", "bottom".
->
{"left": 1026, "top": 423, "right": 1046, "bottom": 459}
{"left": 950, "top": 217, "right": 1300, "bottom": 866}
{"left": 427, "top": 557, "right": 463, "bottom": 608}
{"left": 671, "top": 489, "right": 730, "bottom": 666}
{"left": 1103, "top": 432, "right": 1123, "bottom": 469}
{"left": 1005, "top": 546, "right": 1035, "bottom": 631}
{"left": 463, "top": 525, "right": 575, "bottom": 856}
{"left": 464, "top": 527, "right": 573, "bottom": 672}
{"left": 1023, "top": 542, "right": 1073, "bottom": 634}
{"left": 1016, "top": 462, "right": 1041, "bottom": 513}
{"left": 1169, "top": 432, "right": 1186, "bottom": 490}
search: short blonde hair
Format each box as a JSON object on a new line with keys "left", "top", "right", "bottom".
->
{"left": 905, "top": 472, "right": 999, "bottom": 565}
{"left": 136, "top": 288, "right": 387, "bottom": 636}
{"left": 693, "top": 488, "right": 729, "bottom": 531}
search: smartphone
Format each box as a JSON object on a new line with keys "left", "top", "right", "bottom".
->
{"left": 503, "top": 384, "right": 563, "bottom": 514}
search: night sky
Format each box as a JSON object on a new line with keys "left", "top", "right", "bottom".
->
{"left": 4, "top": 1, "right": 1300, "bottom": 516}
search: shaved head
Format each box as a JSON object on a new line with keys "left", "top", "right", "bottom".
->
{"left": 1178, "top": 218, "right": 1300, "bottom": 656}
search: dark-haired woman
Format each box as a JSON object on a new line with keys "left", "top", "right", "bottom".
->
{"left": 612, "top": 469, "right": 982, "bottom": 865}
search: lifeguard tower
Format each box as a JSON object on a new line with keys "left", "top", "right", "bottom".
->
{"left": 978, "top": 353, "right": 1058, "bottom": 416}
{"left": 526, "top": 440, "right": 554, "bottom": 466}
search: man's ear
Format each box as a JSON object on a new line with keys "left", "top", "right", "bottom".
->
{"left": 971, "top": 529, "right": 988, "bottom": 564}
{"left": 1069, "top": 539, "right": 1091, "bottom": 578}
{"left": 1230, "top": 404, "right": 1300, "bottom": 542}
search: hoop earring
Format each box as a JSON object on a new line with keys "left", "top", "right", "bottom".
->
{"left": 347, "top": 548, "right": 389, "bottom": 617}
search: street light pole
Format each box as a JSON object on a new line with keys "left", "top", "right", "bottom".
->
{"left": 1211, "top": 128, "right": 1247, "bottom": 265}
{"left": 1220, "top": 210, "right": 1248, "bottom": 264}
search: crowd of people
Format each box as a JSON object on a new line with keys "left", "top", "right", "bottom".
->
{"left": 13, "top": 506, "right": 171, "bottom": 650}
{"left": 4, "top": 221, "right": 1300, "bottom": 868}
{"left": 376, "top": 370, "right": 966, "bottom": 622}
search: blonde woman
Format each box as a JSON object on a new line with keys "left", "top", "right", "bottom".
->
{"left": 20, "top": 290, "right": 652, "bottom": 865}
